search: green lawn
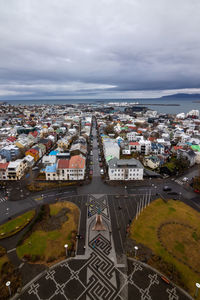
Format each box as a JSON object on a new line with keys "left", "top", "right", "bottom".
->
{"left": 0, "top": 210, "right": 35, "bottom": 238}
{"left": 17, "top": 230, "right": 61, "bottom": 260}
{"left": 129, "top": 198, "right": 200, "bottom": 298}
{"left": 17, "top": 202, "right": 79, "bottom": 264}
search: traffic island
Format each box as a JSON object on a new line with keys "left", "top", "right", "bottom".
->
{"left": 0, "top": 210, "right": 35, "bottom": 240}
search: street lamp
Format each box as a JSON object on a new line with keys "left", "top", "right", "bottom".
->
{"left": 64, "top": 244, "right": 68, "bottom": 257}
{"left": 6, "top": 281, "right": 11, "bottom": 296}
{"left": 195, "top": 283, "right": 200, "bottom": 298}
{"left": 134, "top": 246, "right": 138, "bottom": 258}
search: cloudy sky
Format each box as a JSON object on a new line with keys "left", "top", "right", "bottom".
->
{"left": 0, "top": 0, "right": 200, "bottom": 100}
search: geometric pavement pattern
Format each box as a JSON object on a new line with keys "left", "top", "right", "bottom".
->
{"left": 87, "top": 194, "right": 110, "bottom": 220}
{"left": 16, "top": 195, "right": 190, "bottom": 300}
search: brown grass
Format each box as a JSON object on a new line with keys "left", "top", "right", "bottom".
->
{"left": 129, "top": 198, "right": 200, "bottom": 298}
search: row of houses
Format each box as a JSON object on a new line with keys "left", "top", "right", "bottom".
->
{"left": 97, "top": 108, "right": 200, "bottom": 179}
{"left": 42, "top": 117, "right": 92, "bottom": 181}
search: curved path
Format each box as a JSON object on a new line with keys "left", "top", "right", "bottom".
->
{"left": 12, "top": 195, "right": 191, "bottom": 300}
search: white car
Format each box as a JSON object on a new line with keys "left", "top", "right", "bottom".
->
{"left": 100, "top": 169, "right": 104, "bottom": 175}
{"left": 182, "top": 177, "right": 188, "bottom": 182}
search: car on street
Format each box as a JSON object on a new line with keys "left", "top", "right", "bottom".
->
{"left": 182, "top": 177, "right": 188, "bottom": 182}
{"left": 163, "top": 186, "right": 171, "bottom": 191}
{"left": 32, "top": 166, "right": 39, "bottom": 171}
{"left": 100, "top": 169, "right": 104, "bottom": 175}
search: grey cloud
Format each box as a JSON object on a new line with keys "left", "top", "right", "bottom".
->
{"left": 0, "top": 0, "right": 200, "bottom": 99}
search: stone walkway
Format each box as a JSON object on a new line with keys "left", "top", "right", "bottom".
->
{"left": 14, "top": 195, "right": 191, "bottom": 300}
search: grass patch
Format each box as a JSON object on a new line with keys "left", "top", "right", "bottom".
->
{"left": 0, "top": 210, "right": 35, "bottom": 239}
{"left": 168, "top": 207, "right": 176, "bottom": 213}
{"left": 129, "top": 198, "right": 200, "bottom": 298}
{"left": 50, "top": 202, "right": 65, "bottom": 216}
{"left": 0, "top": 254, "right": 9, "bottom": 273}
{"left": 0, "top": 249, "right": 22, "bottom": 298}
{"left": 17, "top": 202, "right": 79, "bottom": 265}
{"left": 174, "top": 241, "right": 185, "bottom": 254}
{"left": 27, "top": 181, "right": 78, "bottom": 191}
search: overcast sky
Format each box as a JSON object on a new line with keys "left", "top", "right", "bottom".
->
{"left": 0, "top": 0, "right": 200, "bottom": 100}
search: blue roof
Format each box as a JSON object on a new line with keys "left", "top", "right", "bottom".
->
{"left": 157, "top": 144, "right": 164, "bottom": 148}
{"left": 49, "top": 150, "right": 59, "bottom": 155}
{"left": 45, "top": 164, "right": 57, "bottom": 173}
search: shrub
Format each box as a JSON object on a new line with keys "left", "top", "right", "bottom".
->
{"left": 47, "top": 256, "right": 55, "bottom": 263}
{"left": 0, "top": 246, "right": 6, "bottom": 257}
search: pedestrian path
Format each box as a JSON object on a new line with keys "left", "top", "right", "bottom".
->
{"left": 175, "top": 179, "right": 183, "bottom": 185}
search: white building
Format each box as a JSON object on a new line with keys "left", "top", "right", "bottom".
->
{"left": 139, "top": 140, "right": 151, "bottom": 155}
{"left": 127, "top": 132, "right": 137, "bottom": 141}
{"left": 7, "top": 159, "right": 27, "bottom": 180}
{"left": 24, "top": 155, "right": 35, "bottom": 167}
{"left": 108, "top": 157, "right": 144, "bottom": 180}
{"left": 42, "top": 155, "right": 57, "bottom": 166}
{"left": 103, "top": 139, "right": 120, "bottom": 160}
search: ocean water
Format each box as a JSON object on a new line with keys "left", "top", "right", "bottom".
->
{"left": 4, "top": 97, "right": 199, "bottom": 114}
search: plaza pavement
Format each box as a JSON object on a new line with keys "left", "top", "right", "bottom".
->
{"left": 12, "top": 194, "right": 192, "bottom": 300}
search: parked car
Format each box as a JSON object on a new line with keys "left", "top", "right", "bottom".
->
{"left": 194, "top": 189, "right": 200, "bottom": 193}
{"left": 182, "top": 177, "right": 188, "bottom": 182}
{"left": 100, "top": 169, "right": 104, "bottom": 175}
{"left": 32, "top": 166, "right": 39, "bottom": 171}
{"left": 163, "top": 186, "right": 171, "bottom": 191}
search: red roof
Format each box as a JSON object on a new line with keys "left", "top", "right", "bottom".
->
{"left": 57, "top": 159, "right": 69, "bottom": 169}
{"left": 0, "top": 162, "right": 9, "bottom": 170}
{"left": 149, "top": 137, "right": 156, "bottom": 142}
{"left": 27, "top": 148, "right": 38, "bottom": 154}
{"left": 174, "top": 146, "right": 183, "bottom": 151}
{"left": 128, "top": 126, "right": 137, "bottom": 130}
{"left": 69, "top": 155, "right": 85, "bottom": 169}
{"left": 129, "top": 142, "right": 139, "bottom": 146}
{"left": 7, "top": 136, "right": 17, "bottom": 142}
{"left": 29, "top": 131, "right": 38, "bottom": 138}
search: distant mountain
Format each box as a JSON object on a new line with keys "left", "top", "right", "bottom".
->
{"left": 161, "top": 93, "right": 200, "bottom": 99}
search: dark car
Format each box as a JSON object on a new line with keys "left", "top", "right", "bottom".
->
{"left": 163, "top": 186, "right": 171, "bottom": 191}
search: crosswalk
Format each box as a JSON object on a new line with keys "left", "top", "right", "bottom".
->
{"left": 175, "top": 179, "right": 184, "bottom": 185}
{"left": 0, "top": 197, "right": 6, "bottom": 203}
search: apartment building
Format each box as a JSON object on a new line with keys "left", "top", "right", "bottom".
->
{"left": 108, "top": 157, "right": 144, "bottom": 180}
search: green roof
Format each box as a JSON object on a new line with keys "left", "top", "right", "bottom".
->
{"left": 106, "top": 155, "right": 114, "bottom": 162}
{"left": 191, "top": 145, "right": 200, "bottom": 152}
